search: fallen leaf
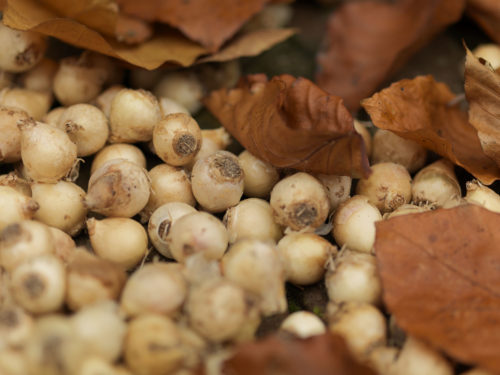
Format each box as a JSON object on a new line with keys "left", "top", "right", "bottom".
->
{"left": 39, "top": 0, "right": 118, "bottom": 38}
{"left": 198, "top": 28, "right": 296, "bottom": 64}
{"left": 204, "top": 74, "right": 370, "bottom": 178}
{"left": 217, "top": 332, "right": 377, "bottom": 375}
{"left": 375, "top": 204, "right": 500, "bottom": 374}
{"left": 4, "top": 0, "right": 207, "bottom": 69}
{"left": 37, "top": 0, "right": 152, "bottom": 44}
{"left": 361, "top": 75, "right": 500, "bottom": 184}
{"left": 116, "top": 0, "right": 269, "bottom": 51}
{"left": 466, "top": 0, "right": 500, "bottom": 44}
{"left": 316, "top": 0, "right": 465, "bottom": 112}
{"left": 464, "top": 47, "right": 500, "bottom": 168}
{"left": 4, "top": 0, "right": 293, "bottom": 70}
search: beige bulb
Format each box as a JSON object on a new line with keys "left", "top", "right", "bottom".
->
{"left": 356, "top": 162, "right": 412, "bottom": 213}
{"left": 472, "top": 43, "right": 500, "bottom": 70}
{"left": 154, "top": 71, "right": 204, "bottom": 114}
{"left": 121, "top": 263, "right": 187, "bottom": 317}
{"left": 153, "top": 113, "right": 202, "bottom": 166}
{"left": 186, "top": 278, "right": 259, "bottom": 343}
{"left": 141, "top": 164, "right": 195, "bottom": 222}
{"left": 0, "top": 22, "right": 46, "bottom": 72}
{"left": 328, "top": 301, "right": 387, "bottom": 359}
{"left": 71, "top": 301, "right": 127, "bottom": 363}
{"left": 0, "top": 87, "right": 52, "bottom": 120}
{"left": 222, "top": 239, "right": 287, "bottom": 316}
{"left": 0, "top": 106, "right": 31, "bottom": 164}
{"left": 57, "top": 103, "right": 109, "bottom": 157}
{"left": 412, "top": 159, "right": 461, "bottom": 207}
{"left": 31, "top": 181, "right": 87, "bottom": 236}
{"left": 0, "top": 304, "right": 34, "bottom": 348}
{"left": 0, "top": 187, "right": 38, "bottom": 232}
{"left": 10, "top": 254, "right": 66, "bottom": 314}
{"left": 65, "top": 249, "right": 126, "bottom": 311}
{"left": 270, "top": 172, "right": 330, "bottom": 232}
{"left": 148, "top": 202, "right": 197, "bottom": 259}
{"left": 0, "top": 220, "right": 54, "bottom": 272}
{"left": 238, "top": 150, "right": 279, "bottom": 198}
{"left": 325, "top": 249, "right": 382, "bottom": 305}
{"left": 465, "top": 179, "right": 500, "bottom": 213}
{"left": 25, "top": 315, "right": 86, "bottom": 375}
{"left": 280, "top": 311, "right": 326, "bottom": 339}
{"left": 168, "top": 211, "right": 228, "bottom": 263}
{"left": 333, "top": 195, "right": 382, "bottom": 253}
{"left": 124, "top": 314, "right": 185, "bottom": 375}
{"left": 85, "top": 159, "right": 151, "bottom": 218}
{"left": 109, "top": 88, "right": 161, "bottom": 143}
{"left": 191, "top": 151, "right": 244, "bottom": 212}
{"left": 18, "top": 119, "right": 77, "bottom": 183}
{"left": 87, "top": 217, "right": 148, "bottom": 270}
{"left": 0, "top": 347, "right": 28, "bottom": 375}
{"left": 223, "top": 198, "right": 283, "bottom": 244}
{"left": 371, "top": 129, "right": 427, "bottom": 173}
{"left": 53, "top": 54, "right": 107, "bottom": 106}
{"left": 202, "top": 127, "right": 232, "bottom": 149}
{"left": 277, "top": 233, "right": 335, "bottom": 285}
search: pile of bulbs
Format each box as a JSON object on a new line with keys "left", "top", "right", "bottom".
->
{"left": 0, "top": 21, "right": 499, "bottom": 375}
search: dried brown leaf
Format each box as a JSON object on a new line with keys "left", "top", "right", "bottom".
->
{"left": 116, "top": 0, "right": 269, "bottom": 51}
{"left": 37, "top": 0, "right": 151, "bottom": 44}
{"left": 465, "top": 47, "right": 500, "bottom": 168}
{"left": 361, "top": 75, "right": 500, "bottom": 184}
{"left": 467, "top": 0, "right": 500, "bottom": 44}
{"left": 4, "top": 0, "right": 293, "bottom": 69}
{"left": 39, "top": 0, "right": 118, "bottom": 37}
{"left": 316, "top": 0, "right": 465, "bottom": 112}
{"left": 4, "top": 0, "right": 206, "bottom": 69}
{"left": 198, "top": 28, "right": 296, "bottom": 64}
{"left": 375, "top": 204, "right": 500, "bottom": 374}
{"left": 217, "top": 332, "right": 377, "bottom": 375}
{"left": 204, "top": 74, "right": 370, "bottom": 178}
